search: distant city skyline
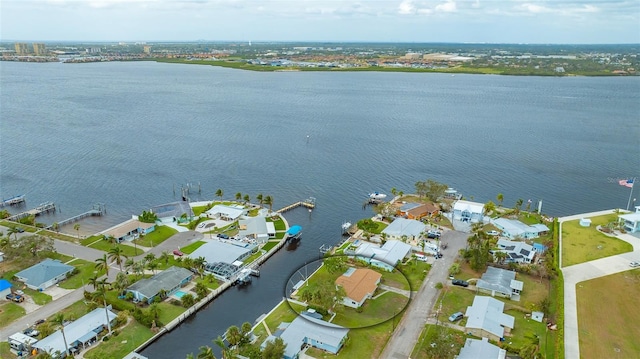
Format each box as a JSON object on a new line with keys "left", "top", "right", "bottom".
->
{"left": 1, "top": 0, "right": 639, "bottom": 44}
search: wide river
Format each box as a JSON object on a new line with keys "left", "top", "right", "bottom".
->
{"left": 1, "top": 61, "right": 639, "bottom": 358}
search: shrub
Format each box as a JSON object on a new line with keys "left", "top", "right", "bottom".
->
{"left": 435, "top": 282, "right": 444, "bottom": 290}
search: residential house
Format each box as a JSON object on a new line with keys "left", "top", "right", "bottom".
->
{"left": 151, "top": 201, "right": 194, "bottom": 223}
{"left": 453, "top": 200, "right": 485, "bottom": 223}
{"left": 205, "top": 204, "right": 245, "bottom": 221}
{"left": 101, "top": 216, "right": 156, "bottom": 242}
{"left": 34, "top": 307, "right": 117, "bottom": 357}
{"left": 619, "top": 206, "right": 640, "bottom": 233}
{"left": 351, "top": 240, "right": 412, "bottom": 271}
{"left": 335, "top": 268, "right": 382, "bottom": 308}
{"left": 14, "top": 259, "right": 75, "bottom": 291}
{"left": 189, "top": 241, "right": 257, "bottom": 280}
{"left": 382, "top": 218, "right": 426, "bottom": 241}
{"left": 493, "top": 239, "right": 535, "bottom": 264}
{"left": 0, "top": 279, "right": 12, "bottom": 298}
{"left": 396, "top": 203, "right": 440, "bottom": 220}
{"left": 532, "top": 242, "right": 548, "bottom": 255}
{"left": 262, "top": 314, "right": 349, "bottom": 359}
{"left": 465, "top": 296, "right": 515, "bottom": 341}
{"left": 238, "top": 216, "right": 272, "bottom": 243}
{"left": 126, "top": 266, "right": 193, "bottom": 304}
{"left": 457, "top": 337, "right": 507, "bottom": 359}
{"left": 492, "top": 218, "right": 549, "bottom": 240}
{"left": 476, "top": 266, "right": 524, "bottom": 299}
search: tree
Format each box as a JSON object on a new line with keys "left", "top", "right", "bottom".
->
{"left": 494, "top": 251, "right": 508, "bottom": 265}
{"left": 424, "top": 179, "right": 448, "bottom": 202}
{"left": 449, "top": 263, "right": 461, "bottom": 276}
{"left": 215, "top": 189, "right": 224, "bottom": 200}
{"left": 138, "top": 210, "right": 158, "bottom": 223}
{"left": 144, "top": 252, "right": 156, "bottom": 264}
{"left": 108, "top": 246, "right": 127, "bottom": 272}
{"left": 263, "top": 195, "right": 273, "bottom": 212}
{"left": 52, "top": 313, "right": 69, "bottom": 356}
{"left": 113, "top": 271, "right": 130, "bottom": 294}
{"left": 51, "top": 222, "right": 59, "bottom": 232}
{"left": 496, "top": 193, "right": 504, "bottom": 207}
{"left": 160, "top": 251, "right": 171, "bottom": 265}
{"left": 149, "top": 303, "right": 160, "bottom": 321}
{"left": 262, "top": 337, "right": 286, "bottom": 359}
{"left": 225, "top": 325, "right": 242, "bottom": 347}
{"left": 520, "top": 334, "right": 541, "bottom": 359}
{"left": 74, "top": 223, "right": 81, "bottom": 238}
{"left": 181, "top": 293, "right": 195, "bottom": 307}
{"left": 515, "top": 198, "right": 524, "bottom": 214}
{"left": 147, "top": 261, "right": 159, "bottom": 275}
{"left": 197, "top": 345, "right": 217, "bottom": 359}
{"left": 525, "top": 199, "right": 532, "bottom": 213}
{"left": 324, "top": 256, "right": 347, "bottom": 274}
{"left": 235, "top": 192, "right": 242, "bottom": 201}
{"left": 391, "top": 187, "right": 397, "bottom": 197}
{"left": 240, "top": 322, "right": 252, "bottom": 339}
{"left": 424, "top": 324, "right": 457, "bottom": 359}
{"left": 256, "top": 194, "right": 263, "bottom": 207}
{"left": 415, "top": 181, "right": 428, "bottom": 199}
{"left": 214, "top": 336, "right": 235, "bottom": 359}
{"left": 243, "top": 194, "right": 250, "bottom": 204}
{"left": 95, "top": 254, "right": 110, "bottom": 277}
{"left": 484, "top": 200, "right": 496, "bottom": 216}
{"left": 194, "top": 281, "right": 209, "bottom": 300}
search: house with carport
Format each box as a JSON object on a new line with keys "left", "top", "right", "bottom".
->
{"left": 335, "top": 267, "right": 382, "bottom": 308}
{"left": 465, "top": 295, "right": 515, "bottom": 342}
{"left": 126, "top": 266, "right": 193, "bottom": 304}
{"left": 14, "top": 259, "right": 75, "bottom": 291}
{"left": 350, "top": 239, "right": 412, "bottom": 271}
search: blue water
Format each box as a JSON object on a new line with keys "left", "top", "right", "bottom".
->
{"left": 173, "top": 290, "right": 187, "bottom": 299}
{"left": 1, "top": 61, "right": 639, "bottom": 358}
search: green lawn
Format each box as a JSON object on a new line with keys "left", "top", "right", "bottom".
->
{"left": 180, "top": 240, "right": 206, "bottom": 254}
{"left": 83, "top": 238, "right": 141, "bottom": 257}
{"left": 242, "top": 251, "right": 263, "bottom": 265}
{"left": 332, "top": 291, "right": 409, "bottom": 329}
{"left": 561, "top": 215, "right": 633, "bottom": 267}
{"left": 397, "top": 261, "right": 431, "bottom": 291}
{"left": 157, "top": 302, "right": 187, "bottom": 325}
{"left": 505, "top": 309, "right": 551, "bottom": 351}
{"left": 411, "top": 324, "right": 467, "bottom": 359}
{"left": 306, "top": 323, "right": 392, "bottom": 359}
{"left": 52, "top": 300, "right": 93, "bottom": 321}
{"left": 197, "top": 278, "right": 220, "bottom": 290}
{"left": 264, "top": 300, "right": 306, "bottom": 333}
{"left": 371, "top": 221, "right": 388, "bottom": 234}
{"left": 435, "top": 286, "right": 476, "bottom": 324}
{"left": 0, "top": 302, "right": 26, "bottom": 328}
{"left": 60, "top": 258, "right": 106, "bottom": 289}
{"left": 133, "top": 226, "right": 178, "bottom": 247}
{"left": 84, "top": 321, "right": 154, "bottom": 359}
{"left": 192, "top": 205, "right": 210, "bottom": 216}
{"left": 272, "top": 219, "right": 286, "bottom": 231}
{"left": 23, "top": 287, "right": 52, "bottom": 305}
{"left": 577, "top": 269, "right": 640, "bottom": 359}
{"left": 261, "top": 241, "right": 279, "bottom": 252}
{"left": 0, "top": 342, "right": 12, "bottom": 358}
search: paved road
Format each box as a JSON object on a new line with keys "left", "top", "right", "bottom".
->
{"left": 378, "top": 228, "right": 469, "bottom": 359}
{"left": 560, "top": 213, "right": 640, "bottom": 359}
{"left": 54, "top": 239, "right": 106, "bottom": 262}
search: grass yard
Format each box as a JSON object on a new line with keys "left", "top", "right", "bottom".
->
{"left": 516, "top": 273, "right": 551, "bottom": 311}
{"left": 411, "top": 324, "right": 467, "bottom": 359}
{"left": 24, "top": 287, "right": 52, "bottom": 305}
{"left": 264, "top": 300, "right": 307, "bottom": 332}
{"left": 84, "top": 320, "right": 154, "bottom": 359}
{"left": 60, "top": 258, "right": 105, "bottom": 289}
{"left": 242, "top": 251, "right": 263, "bottom": 265}
{"left": 332, "top": 291, "right": 409, "bottom": 329}
{"left": 270, "top": 218, "right": 286, "bottom": 231}
{"left": 0, "top": 302, "right": 26, "bottom": 328}
{"left": 370, "top": 221, "right": 388, "bottom": 234}
{"left": 576, "top": 269, "right": 640, "bottom": 359}
{"left": 157, "top": 302, "right": 187, "bottom": 325}
{"left": 179, "top": 240, "right": 206, "bottom": 254}
{"left": 261, "top": 241, "right": 279, "bottom": 252}
{"left": 133, "top": 226, "right": 178, "bottom": 247}
{"left": 561, "top": 215, "right": 632, "bottom": 267}
{"left": 505, "top": 309, "right": 551, "bottom": 352}
{"left": 0, "top": 342, "right": 12, "bottom": 359}
{"left": 398, "top": 261, "right": 431, "bottom": 291}
{"left": 436, "top": 286, "right": 476, "bottom": 324}
{"left": 192, "top": 205, "right": 210, "bottom": 216}
{"left": 52, "top": 300, "right": 93, "bottom": 321}
{"left": 306, "top": 323, "right": 392, "bottom": 359}
{"left": 82, "top": 237, "right": 141, "bottom": 257}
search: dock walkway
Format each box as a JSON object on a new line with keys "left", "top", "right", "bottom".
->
{"left": 276, "top": 197, "right": 316, "bottom": 213}
{"left": 7, "top": 201, "right": 56, "bottom": 221}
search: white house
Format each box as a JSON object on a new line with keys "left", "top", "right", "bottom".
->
{"left": 101, "top": 216, "right": 156, "bottom": 242}
{"left": 238, "top": 216, "right": 272, "bottom": 243}
{"left": 351, "top": 240, "right": 412, "bottom": 271}
{"left": 476, "top": 266, "right": 524, "bottom": 299}
{"left": 492, "top": 218, "right": 549, "bottom": 239}
{"left": 493, "top": 239, "right": 536, "bottom": 264}
{"left": 457, "top": 337, "right": 507, "bottom": 359}
{"left": 382, "top": 218, "right": 426, "bottom": 241}
{"left": 453, "top": 200, "right": 485, "bottom": 223}
{"left": 205, "top": 204, "right": 245, "bottom": 221}
{"left": 619, "top": 206, "right": 640, "bottom": 233}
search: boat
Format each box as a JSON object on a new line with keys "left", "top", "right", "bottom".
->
{"left": 368, "top": 192, "right": 387, "bottom": 200}
{"left": 0, "top": 194, "right": 26, "bottom": 207}
{"left": 286, "top": 225, "right": 302, "bottom": 241}
{"left": 341, "top": 222, "right": 352, "bottom": 234}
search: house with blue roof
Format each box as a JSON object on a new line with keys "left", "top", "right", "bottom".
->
{"left": 14, "top": 259, "right": 75, "bottom": 291}
{"left": 0, "top": 279, "right": 12, "bottom": 298}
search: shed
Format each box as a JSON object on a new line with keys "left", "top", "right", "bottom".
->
{"left": 579, "top": 218, "right": 591, "bottom": 227}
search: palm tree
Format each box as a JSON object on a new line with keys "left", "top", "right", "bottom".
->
{"left": 264, "top": 195, "right": 274, "bottom": 212}
{"left": 73, "top": 223, "right": 81, "bottom": 238}
{"left": 124, "top": 258, "right": 135, "bottom": 274}
{"left": 159, "top": 251, "right": 170, "bottom": 266}
{"left": 144, "top": 252, "right": 156, "bottom": 264}
{"left": 494, "top": 251, "right": 508, "bottom": 265}
{"left": 256, "top": 193, "right": 263, "bottom": 208}
{"left": 52, "top": 222, "right": 59, "bottom": 232}
{"left": 235, "top": 192, "right": 242, "bottom": 202}
{"left": 147, "top": 261, "right": 159, "bottom": 275}
{"left": 88, "top": 274, "right": 100, "bottom": 290}
{"left": 108, "top": 246, "right": 127, "bottom": 272}
{"left": 243, "top": 194, "right": 250, "bottom": 204}
{"left": 94, "top": 278, "right": 112, "bottom": 334}
{"left": 95, "top": 254, "right": 110, "bottom": 277}
{"left": 215, "top": 189, "right": 224, "bottom": 201}
{"left": 113, "top": 272, "right": 130, "bottom": 294}
{"left": 197, "top": 346, "right": 216, "bottom": 359}
{"left": 193, "top": 256, "right": 206, "bottom": 276}
{"left": 225, "top": 325, "right": 242, "bottom": 348}
{"left": 104, "top": 234, "right": 117, "bottom": 245}
{"left": 497, "top": 193, "right": 504, "bottom": 207}
{"left": 515, "top": 198, "right": 524, "bottom": 214}
{"left": 213, "top": 336, "right": 235, "bottom": 359}
{"left": 391, "top": 187, "right": 397, "bottom": 197}
{"left": 7, "top": 226, "right": 19, "bottom": 240}
{"left": 52, "top": 313, "right": 69, "bottom": 356}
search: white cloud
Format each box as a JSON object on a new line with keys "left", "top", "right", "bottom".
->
{"left": 435, "top": 0, "right": 457, "bottom": 13}
{"left": 398, "top": 0, "right": 416, "bottom": 15}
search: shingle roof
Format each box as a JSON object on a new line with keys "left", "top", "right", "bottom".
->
{"left": 335, "top": 268, "right": 381, "bottom": 304}
{"left": 15, "top": 259, "right": 74, "bottom": 288}
{"left": 127, "top": 266, "right": 192, "bottom": 299}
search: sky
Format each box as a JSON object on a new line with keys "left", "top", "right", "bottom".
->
{"left": 1, "top": 0, "right": 639, "bottom": 44}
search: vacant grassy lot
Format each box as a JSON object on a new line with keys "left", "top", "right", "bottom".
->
{"left": 84, "top": 321, "right": 154, "bottom": 359}
{"left": 577, "top": 269, "right": 640, "bottom": 359}
{"left": 82, "top": 236, "right": 141, "bottom": 257}
{"left": 0, "top": 302, "right": 26, "bottom": 328}
{"left": 133, "top": 226, "right": 178, "bottom": 247}
{"left": 179, "top": 240, "right": 206, "bottom": 254}
{"left": 60, "top": 258, "right": 105, "bottom": 289}
{"left": 561, "top": 215, "right": 632, "bottom": 267}
{"left": 264, "top": 300, "right": 306, "bottom": 333}
{"left": 435, "top": 286, "right": 475, "bottom": 324}
{"left": 412, "top": 324, "right": 467, "bottom": 359}
{"left": 398, "top": 261, "right": 431, "bottom": 291}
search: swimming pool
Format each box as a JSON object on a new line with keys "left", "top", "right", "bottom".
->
{"left": 174, "top": 290, "right": 187, "bottom": 298}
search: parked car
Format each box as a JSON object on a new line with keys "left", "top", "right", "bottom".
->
{"left": 448, "top": 312, "right": 464, "bottom": 322}
{"left": 452, "top": 279, "right": 469, "bottom": 287}
{"left": 630, "top": 261, "right": 640, "bottom": 268}
{"left": 23, "top": 328, "right": 39, "bottom": 337}
{"left": 217, "top": 233, "right": 229, "bottom": 239}
{"left": 172, "top": 250, "right": 184, "bottom": 257}
{"left": 427, "top": 230, "right": 441, "bottom": 239}
{"left": 34, "top": 319, "right": 45, "bottom": 326}
{"left": 16, "top": 227, "right": 25, "bottom": 233}
{"left": 486, "top": 230, "right": 500, "bottom": 236}
{"left": 6, "top": 293, "right": 24, "bottom": 303}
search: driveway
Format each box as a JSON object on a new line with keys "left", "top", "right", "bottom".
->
{"left": 378, "top": 228, "right": 469, "bottom": 359}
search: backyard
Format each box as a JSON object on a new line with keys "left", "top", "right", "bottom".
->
{"left": 332, "top": 291, "right": 409, "bottom": 329}
{"left": 561, "top": 214, "right": 633, "bottom": 267}
{"left": 132, "top": 225, "right": 178, "bottom": 247}
{"left": 411, "top": 324, "right": 467, "bottom": 359}
{"left": 0, "top": 302, "right": 26, "bottom": 328}
{"left": 576, "top": 269, "right": 640, "bottom": 359}
{"left": 84, "top": 320, "right": 154, "bottom": 359}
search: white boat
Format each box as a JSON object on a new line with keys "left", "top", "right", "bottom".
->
{"left": 341, "top": 222, "right": 352, "bottom": 231}
{"left": 369, "top": 192, "right": 387, "bottom": 200}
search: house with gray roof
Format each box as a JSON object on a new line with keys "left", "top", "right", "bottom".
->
{"left": 465, "top": 296, "right": 515, "bottom": 341}
{"left": 351, "top": 239, "right": 412, "bottom": 271}
{"left": 34, "top": 307, "right": 116, "bottom": 357}
{"left": 492, "top": 218, "right": 549, "bottom": 239}
{"left": 151, "top": 201, "right": 194, "bottom": 223}
{"left": 457, "top": 337, "right": 507, "bottom": 359}
{"left": 262, "top": 313, "right": 349, "bottom": 359}
{"left": 238, "top": 216, "right": 273, "bottom": 242}
{"left": 190, "top": 240, "right": 256, "bottom": 279}
{"left": 14, "top": 259, "right": 75, "bottom": 291}
{"left": 476, "top": 266, "right": 524, "bottom": 299}
{"left": 493, "top": 239, "right": 535, "bottom": 264}
{"left": 382, "top": 218, "right": 426, "bottom": 241}
{"left": 126, "top": 266, "right": 193, "bottom": 304}
{"left": 205, "top": 204, "right": 245, "bottom": 221}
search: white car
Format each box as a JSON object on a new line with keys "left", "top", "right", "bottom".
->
{"left": 630, "top": 261, "right": 640, "bottom": 268}
{"left": 486, "top": 230, "right": 500, "bottom": 236}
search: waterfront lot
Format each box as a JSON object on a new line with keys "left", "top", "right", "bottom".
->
{"left": 84, "top": 320, "right": 154, "bottom": 359}
{"left": 132, "top": 226, "right": 178, "bottom": 247}
{"left": 576, "top": 269, "right": 640, "bottom": 359}
{"left": 562, "top": 215, "right": 633, "bottom": 267}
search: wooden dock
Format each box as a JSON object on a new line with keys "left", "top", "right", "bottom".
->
{"left": 276, "top": 197, "right": 316, "bottom": 213}
{"left": 7, "top": 202, "right": 56, "bottom": 221}
{"left": 49, "top": 203, "right": 106, "bottom": 229}
{"left": 0, "top": 194, "right": 26, "bottom": 207}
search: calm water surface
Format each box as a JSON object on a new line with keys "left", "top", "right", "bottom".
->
{"left": 1, "top": 61, "right": 639, "bottom": 358}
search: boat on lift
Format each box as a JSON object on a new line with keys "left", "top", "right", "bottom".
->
{"left": 368, "top": 192, "right": 387, "bottom": 200}
{"left": 286, "top": 225, "right": 302, "bottom": 242}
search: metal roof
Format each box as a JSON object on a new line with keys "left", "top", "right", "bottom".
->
{"left": 476, "top": 266, "right": 520, "bottom": 296}
{"left": 189, "top": 240, "right": 255, "bottom": 265}
{"left": 457, "top": 338, "right": 506, "bottom": 359}
{"left": 14, "top": 259, "right": 74, "bottom": 289}
{"left": 382, "top": 218, "right": 425, "bottom": 237}
{"left": 465, "top": 296, "right": 515, "bottom": 338}
{"left": 279, "top": 315, "right": 348, "bottom": 358}
{"left": 126, "top": 266, "right": 193, "bottom": 299}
